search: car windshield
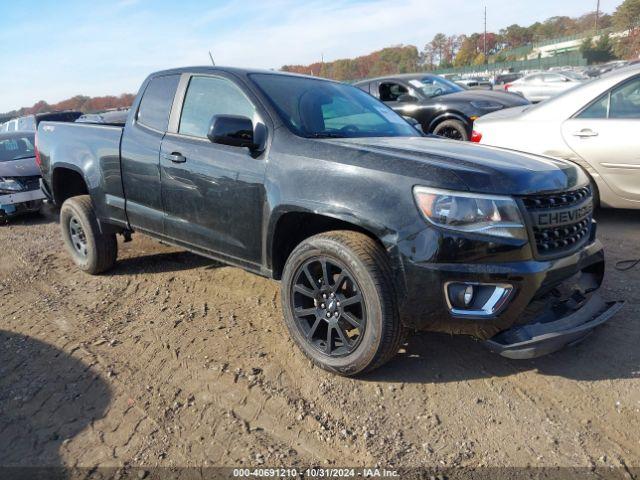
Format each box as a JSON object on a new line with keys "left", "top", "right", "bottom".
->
{"left": 0, "top": 133, "right": 35, "bottom": 162}
{"left": 250, "top": 74, "right": 418, "bottom": 138}
{"left": 407, "top": 76, "right": 464, "bottom": 98}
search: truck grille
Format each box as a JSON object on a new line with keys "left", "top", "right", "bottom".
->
{"left": 521, "top": 186, "right": 593, "bottom": 257}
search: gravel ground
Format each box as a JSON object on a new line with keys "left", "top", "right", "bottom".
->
{"left": 0, "top": 204, "right": 638, "bottom": 477}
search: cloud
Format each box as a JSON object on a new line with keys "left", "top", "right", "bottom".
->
{"left": 0, "top": 0, "right": 621, "bottom": 112}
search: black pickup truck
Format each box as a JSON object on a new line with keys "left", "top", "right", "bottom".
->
{"left": 37, "top": 67, "right": 622, "bottom": 375}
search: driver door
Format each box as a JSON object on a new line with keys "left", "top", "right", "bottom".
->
{"left": 160, "top": 74, "right": 268, "bottom": 266}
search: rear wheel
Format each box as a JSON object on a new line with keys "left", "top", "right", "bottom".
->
{"left": 281, "top": 231, "right": 404, "bottom": 376}
{"left": 433, "top": 119, "right": 469, "bottom": 141}
{"left": 60, "top": 195, "right": 117, "bottom": 274}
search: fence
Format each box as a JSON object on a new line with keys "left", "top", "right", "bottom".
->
{"left": 433, "top": 52, "right": 587, "bottom": 76}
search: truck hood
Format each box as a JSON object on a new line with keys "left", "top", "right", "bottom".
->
{"left": 325, "top": 136, "right": 586, "bottom": 195}
{"left": 0, "top": 156, "right": 40, "bottom": 177}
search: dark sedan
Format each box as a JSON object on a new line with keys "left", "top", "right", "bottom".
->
{"left": 354, "top": 74, "right": 529, "bottom": 140}
{"left": 0, "top": 131, "right": 45, "bottom": 219}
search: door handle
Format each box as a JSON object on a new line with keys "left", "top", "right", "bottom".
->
{"left": 573, "top": 129, "right": 598, "bottom": 138}
{"left": 163, "top": 152, "right": 186, "bottom": 163}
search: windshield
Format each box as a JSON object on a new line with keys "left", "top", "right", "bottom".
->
{"left": 0, "top": 133, "right": 35, "bottom": 162}
{"left": 407, "top": 76, "right": 464, "bottom": 98}
{"left": 250, "top": 74, "right": 418, "bottom": 138}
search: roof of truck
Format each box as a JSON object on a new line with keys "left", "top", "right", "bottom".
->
{"left": 149, "top": 66, "right": 336, "bottom": 83}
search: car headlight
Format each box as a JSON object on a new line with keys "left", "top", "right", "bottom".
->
{"left": 0, "top": 178, "right": 24, "bottom": 193}
{"left": 470, "top": 100, "right": 503, "bottom": 110}
{"left": 413, "top": 186, "right": 526, "bottom": 240}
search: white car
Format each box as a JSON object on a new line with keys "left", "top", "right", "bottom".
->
{"left": 473, "top": 65, "right": 640, "bottom": 209}
{"left": 506, "top": 71, "right": 586, "bottom": 102}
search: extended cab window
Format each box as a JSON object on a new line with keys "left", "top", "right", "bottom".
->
{"left": 137, "top": 74, "right": 180, "bottom": 131}
{"left": 179, "top": 76, "right": 256, "bottom": 138}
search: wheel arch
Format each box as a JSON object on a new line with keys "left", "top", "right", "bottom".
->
{"left": 51, "top": 165, "right": 89, "bottom": 206}
{"left": 268, "top": 208, "right": 391, "bottom": 281}
{"left": 428, "top": 111, "right": 470, "bottom": 133}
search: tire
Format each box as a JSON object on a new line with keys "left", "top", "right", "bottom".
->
{"left": 60, "top": 195, "right": 117, "bottom": 274}
{"left": 432, "top": 119, "right": 469, "bottom": 141}
{"left": 281, "top": 231, "right": 405, "bottom": 376}
{"left": 589, "top": 177, "right": 601, "bottom": 209}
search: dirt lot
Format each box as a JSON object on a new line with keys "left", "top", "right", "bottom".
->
{"left": 1, "top": 205, "right": 639, "bottom": 476}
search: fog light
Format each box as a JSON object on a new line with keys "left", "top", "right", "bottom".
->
{"left": 445, "top": 282, "right": 513, "bottom": 317}
{"left": 448, "top": 283, "right": 476, "bottom": 309}
{"left": 463, "top": 285, "right": 474, "bottom": 306}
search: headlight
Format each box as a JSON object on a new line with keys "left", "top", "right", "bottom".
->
{"left": 470, "top": 100, "right": 503, "bottom": 110}
{"left": 0, "top": 178, "right": 24, "bottom": 193}
{"left": 413, "top": 186, "right": 526, "bottom": 240}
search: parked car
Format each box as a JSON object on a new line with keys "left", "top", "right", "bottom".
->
{"left": 507, "top": 71, "right": 587, "bottom": 102}
{"left": 473, "top": 64, "right": 640, "bottom": 209}
{"left": 455, "top": 77, "right": 493, "bottom": 90}
{"left": 0, "top": 131, "right": 46, "bottom": 220}
{"left": 493, "top": 72, "right": 523, "bottom": 91}
{"left": 0, "top": 111, "right": 82, "bottom": 132}
{"left": 585, "top": 60, "right": 629, "bottom": 78}
{"left": 37, "top": 67, "right": 621, "bottom": 375}
{"left": 354, "top": 73, "right": 528, "bottom": 140}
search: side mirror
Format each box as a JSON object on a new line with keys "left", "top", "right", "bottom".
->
{"left": 207, "top": 115, "right": 256, "bottom": 149}
{"left": 397, "top": 94, "right": 418, "bottom": 103}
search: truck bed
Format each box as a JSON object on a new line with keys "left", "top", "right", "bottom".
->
{"left": 37, "top": 121, "right": 128, "bottom": 228}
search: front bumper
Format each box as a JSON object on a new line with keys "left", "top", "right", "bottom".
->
{"left": 485, "top": 295, "right": 623, "bottom": 359}
{"left": 397, "top": 235, "right": 611, "bottom": 337}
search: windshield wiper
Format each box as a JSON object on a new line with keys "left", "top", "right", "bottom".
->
{"left": 307, "top": 132, "right": 347, "bottom": 139}
{"left": 11, "top": 154, "right": 35, "bottom": 161}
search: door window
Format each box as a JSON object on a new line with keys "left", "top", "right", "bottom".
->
{"left": 609, "top": 78, "right": 640, "bottom": 119}
{"left": 379, "top": 82, "right": 408, "bottom": 102}
{"left": 137, "top": 74, "right": 180, "bottom": 131}
{"left": 179, "top": 76, "right": 256, "bottom": 138}
{"left": 578, "top": 93, "right": 609, "bottom": 119}
{"left": 577, "top": 77, "right": 640, "bottom": 120}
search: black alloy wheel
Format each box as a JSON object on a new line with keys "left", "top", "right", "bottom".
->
{"left": 291, "top": 257, "right": 366, "bottom": 357}
{"left": 281, "top": 231, "right": 405, "bottom": 376}
{"left": 433, "top": 119, "right": 469, "bottom": 141}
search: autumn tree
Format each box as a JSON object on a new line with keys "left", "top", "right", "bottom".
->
{"left": 613, "top": 0, "right": 640, "bottom": 58}
{"left": 580, "top": 34, "right": 617, "bottom": 64}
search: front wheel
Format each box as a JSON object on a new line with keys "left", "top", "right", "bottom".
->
{"left": 281, "top": 231, "right": 404, "bottom": 376}
{"left": 433, "top": 119, "right": 469, "bottom": 141}
{"left": 60, "top": 195, "right": 117, "bottom": 274}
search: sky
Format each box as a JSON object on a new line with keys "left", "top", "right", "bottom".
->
{"left": 0, "top": 0, "right": 621, "bottom": 112}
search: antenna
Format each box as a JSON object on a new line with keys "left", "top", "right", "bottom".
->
{"left": 208, "top": 51, "right": 215, "bottom": 66}
{"left": 595, "top": 0, "right": 600, "bottom": 33}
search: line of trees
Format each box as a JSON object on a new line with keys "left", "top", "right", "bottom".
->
{"left": 283, "top": 0, "right": 640, "bottom": 79}
{"left": 3, "top": 0, "right": 639, "bottom": 119}
{"left": 1, "top": 93, "right": 136, "bottom": 124}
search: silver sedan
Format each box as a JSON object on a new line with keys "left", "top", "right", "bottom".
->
{"left": 473, "top": 65, "right": 640, "bottom": 209}
{"left": 507, "top": 71, "right": 586, "bottom": 102}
